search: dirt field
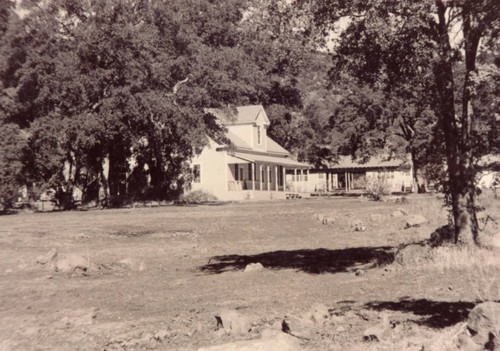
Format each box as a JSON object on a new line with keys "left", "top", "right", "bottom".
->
{"left": 0, "top": 194, "right": 499, "bottom": 350}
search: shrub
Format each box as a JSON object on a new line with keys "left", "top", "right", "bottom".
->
{"left": 365, "top": 175, "right": 390, "bottom": 201}
{"left": 177, "top": 190, "right": 218, "bottom": 204}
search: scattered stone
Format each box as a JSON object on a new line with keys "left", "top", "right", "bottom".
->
{"left": 303, "top": 303, "right": 330, "bottom": 325}
{"left": 216, "top": 309, "right": 252, "bottom": 336}
{"left": 391, "top": 210, "right": 405, "bottom": 218}
{"left": 362, "top": 313, "right": 391, "bottom": 342}
{"left": 395, "top": 197, "right": 409, "bottom": 204}
{"left": 405, "top": 215, "right": 428, "bottom": 228}
{"left": 56, "top": 254, "right": 88, "bottom": 273}
{"left": 397, "top": 208, "right": 409, "bottom": 215}
{"left": 429, "top": 224, "right": 455, "bottom": 247}
{"left": 244, "top": 262, "right": 264, "bottom": 273}
{"left": 118, "top": 258, "right": 146, "bottom": 272}
{"left": 197, "top": 329, "right": 301, "bottom": 351}
{"left": 355, "top": 269, "right": 365, "bottom": 276}
{"left": 466, "top": 302, "right": 500, "bottom": 349}
{"left": 395, "top": 244, "right": 433, "bottom": 266}
{"left": 282, "top": 315, "right": 317, "bottom": 340}
{"left": 354, "top": 224, "right": 366, "bottom": 232}
{"left": 370, "top": 214, "right": 382, "bottom": 222}
{"left": 322, "top": 216, "right": 336, "bottom": 225}
{"left": 37, "top": 248, "right": 58, "bottom": 266}
{"left": 153, "top": 330, "right": 171, "bottom": 342}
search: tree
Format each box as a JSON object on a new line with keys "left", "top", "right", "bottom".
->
{"left": 307, "top": 0, "right": 500, "bottom": 245}
{"left": 0, "top": 123, "right": 25, "bottom": 211}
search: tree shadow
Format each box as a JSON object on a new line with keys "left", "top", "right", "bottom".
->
{"left": 199, "top": 246, "right": 396, "bottom": 275}
{"left": 364, "top": 298, "right": 476, "bottom": 328}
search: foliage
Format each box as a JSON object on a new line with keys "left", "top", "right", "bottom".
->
{"left": 176, "top": 190, "right": 218, "bottom": 204}
{"left": 0, "top": 123, "right": 25, "bottom": 211}
{"left": 365, "top": 174, "right": 390, "bottom": 201}
{"left": 306, "top": 0, "right": 500, "bottom": 245}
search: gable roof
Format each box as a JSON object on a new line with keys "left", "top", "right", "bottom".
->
{"left": 207, "top": 105, "right": 270, "bottom": 126}
{"left": 327, "top": 155, "right": 410, "bottom": 170}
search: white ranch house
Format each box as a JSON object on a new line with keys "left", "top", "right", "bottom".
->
{"left": 189, "top": 105, "right": 310, "bottom": 201}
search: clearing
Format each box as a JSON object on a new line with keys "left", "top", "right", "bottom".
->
{"left": 0, "top": 194, "right": 498, "bottom": 350}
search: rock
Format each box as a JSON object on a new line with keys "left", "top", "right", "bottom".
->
{"left": 354, "top": 224, "right": 366, "bottom": 232}
{"left": 405, "top": 215, "right": 428, "bottom": 228}
{"left": 355, "top": 269, "right": 365, "bottom": 276}
{"left": 153, "top": 329, "right": 172, "bottom": 341}
{"left": 282, "top": 315, "right": 317, "bottom": 339}
{"left": 37, "top": 248, "right": 58, "bottom": 265}
{"left": 429, "top": 224, "right": 455, "bottom": 247}
{"left": 322, "top": 216, "right": 336, "bottom": 225}
{"left": 466, "top": 302, "right": 500, "bottom": 349}
{"left": 216, "top": 309, "right": 252, "bottom": 336}
{"left": 303, "top": 303, "right": 330, "bottom": 325}
{"left": 391, "top": 210, "right": 405, "bottom": 218}
{"left": 118, "top": 258, "right": 146, "bottom": 271}
{"left": 244, "top": 262, "right": 264, "bottom": 273}
{"left": 197, "top": 329, "right": 301, "bottom": 351}
{"left": 397, "top": 208, "right": 409, "bottom": 216}
{"left": 395, "top": 244, "right": 433, "bottom": 266}
{"left": 362, "top": 313, "right": 391, "bottom": 342}
{"left": 370, "top": 214, "right": 382, "bottom": 222}
{"left": 56, "top": 254, "right": 88, "bottom": 273}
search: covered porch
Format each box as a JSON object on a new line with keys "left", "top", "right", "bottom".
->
{"left": 226, "top": 152, "right": 310, "bottom": 200}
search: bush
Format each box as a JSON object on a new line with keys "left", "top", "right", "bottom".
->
{"left": 177, "top": 190, "right": 218, "bottom": 204}
{"left": 0, "top": 124, "right": 26, "bottom": 212}
{"left": 365, "top": 175, "right": 390, "bottom": 201}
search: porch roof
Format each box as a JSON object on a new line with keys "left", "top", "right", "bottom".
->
{"left": 229, "top": 152, "right": 310, "bottom": 169}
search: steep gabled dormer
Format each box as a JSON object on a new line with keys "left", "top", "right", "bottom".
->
{"left": 208, "top": 105, "right": 271, "bottom": 152}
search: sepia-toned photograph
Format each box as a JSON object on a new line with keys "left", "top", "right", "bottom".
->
{"left": 0, "top": 0, "right": 499, "bottom": 350}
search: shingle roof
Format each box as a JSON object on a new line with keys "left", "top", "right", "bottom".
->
{"left": 328, "top": 155, "right": 410, "bottom": 170}
{"left": 207, "top": 105, "right": 269, "bottom": 125}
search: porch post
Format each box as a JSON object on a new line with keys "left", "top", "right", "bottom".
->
{"left": 294, "top": 169, "right": 297, "bottom": 192}
{"left": 259, "top": 164, "right": 263, "bottom": 191}
{"left": 306, "top": 169, "right": 309, "bottom": 193}
{"left": 345, "top": 172, "right": 348, "bottom": 192}
{"left": 267, "top": 165, "right": 271, "bottom": 192}
{"left": 251, "top": 163, "right": 255, "bottom": 191}
{"left": 275, "top": 165, "right": 278, "bottom": 191}
{"left": 282, "top": 167, "right": 286, "bottom": 192}
{"left": 300, "top": 168, "right": 304, "bottom": 193}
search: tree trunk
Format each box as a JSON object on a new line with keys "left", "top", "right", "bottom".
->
{"left": 435, "top": 0, "right": 478, "bottom": 245}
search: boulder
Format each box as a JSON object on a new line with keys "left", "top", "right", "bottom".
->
{"left": 429, "top": 224, "right": 455, "bottom": 247}
{"left": 216, "top": 309, "right": 252, "bottom": 336}
{"left": 282, "top": 315, "right": 317, "bottom": 339}
{"left": 197, "top": 329, "right": 300, "bottom": 351}
{"left": 466, "top": 302, "right": 500, "bottom": 349}
{"left": 395, "top": 244, "right": 433, "bottom": 266}
{"left": 244, "top": 263, "right": 264, "bottom": 273}
{"left": 322, "top": 217, "right": 336, "bottom": 225}
{"left": 303, "top": 303, "right": 330, "bottom": 325}
{"left": 391, "top": 210, "right": 404, "bottom": 218}
{"left": 56, "top": 254, "right": 88, "bottom": 273}
{"left": 405, "top": 215, "right": 428, "bottom": 228}
{"left": 36, "top": 248, "right": 58, "bottom": 266}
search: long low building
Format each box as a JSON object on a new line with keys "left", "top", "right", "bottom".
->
{"left": 287, "top": 155, "right": 413, "bottom": 194}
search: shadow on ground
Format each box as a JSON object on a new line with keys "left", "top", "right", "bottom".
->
{"left": 365, "top": 298, "right": 476, "bottom": 328}
{"left": 199, "top": 246, "right": 396, "bottom": 274}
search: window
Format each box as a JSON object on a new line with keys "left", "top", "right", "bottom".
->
{"left": 248, "top": 164, "right": 252, "bottom": 181}
{"left": 304, "top": 172, "right": 308, "bottom": 181}
{"left": 193, "top": 164, "right": 201, "bottom": 183}
{"left": 261, "top": 168, "right": 265, "bottom": 182}
{"left": 235, "top": 165, "right": 239, "bottom": 181}
{"left": 278, "top": 166, "right": 283, "bottom": 186}
{"left": 257, "top": 126, "right": 261, "bottom": 144}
